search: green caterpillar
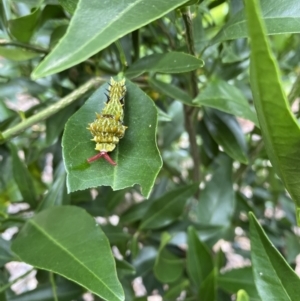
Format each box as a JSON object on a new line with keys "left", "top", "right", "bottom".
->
{"left": 87, "top": 78, "right": 127, "bottom": 165}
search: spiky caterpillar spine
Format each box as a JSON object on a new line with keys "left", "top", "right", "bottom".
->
{"left": 87, "top": 78, "right": 127, "bottom": 165}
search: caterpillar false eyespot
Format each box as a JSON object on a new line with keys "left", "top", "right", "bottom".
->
{"left": 87, "top": 78, "right": 127, "bottom": 165}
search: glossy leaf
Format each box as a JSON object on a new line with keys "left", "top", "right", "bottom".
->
{"left": 9, "top": 143, "right": 37, "bottom": 208}
{"left": 49, "top": 25, "right": 68, "bottom": 49}
{"left": 197, "top": 154, "right": 235, "bottom": 226}
{"left": 46, "top": 101, "right": 77, "bottom": 146}
{"left": 218, "top": 267, "right": 260, "bottom": 300}
{"left": 37, "top": 163, "right": 69, "bottom": 212}
{"left": 11, "top": 206, "right": 124, "bottom": 301}
{"left": 154, "top": 232, "right": 183, "bottom": 283}
{"left": 164, "top": 279, "right": 190, "bottom": 301}
{"left": 204, "top": 109, "right": 248, "bottom": 164}
{"left": 126, "top": 52, "right": 204, "bottom": 79}
{"left": 32, "top": 0, "right": 193, "bottom": 79}
{"left": 199, "top": 271, "right": 216, "bottom": 301}
{"left": 132, "top": 246, "right": 157, "bottom": 276}
{"left": 237, "top": 290, "right": 250, "bottom": 301}
{"left": 0, "top": 237, "right": 14, "bottom": 267}
{"left": 57, "top": 0, "right": 78, "bottom": 14}
{"left": 198, "top": 119, "right": 219, "bottom": 161}
{"left": 8, "top": 280, "right": 83, "bottom": 301}
{"left": 149, "top": 77, "right": 193, "bottom": 106}
{"left": 249, "top": 212, "right": 300, "bottom": 301}
{"left": 187, "top": 227, "right": 215, "bottom": 297}
{"left": 162, "top": 101, "right": 185, "bottom": 148}
{"left": 193, "top": 79, "right": 258, "bottom": 126}
{"left": 120, "top": 200, "right": 152, "bottom": 224}
{"left": 116, "top": 259, "right": 135, "bottom": 279}
{"left": 245, "top": 0, "right": 300, "bottom": 213}
{"left": 62, "top": 79, "right": 162, "bottom": 197}
{"left": 8, "top": 7, "right": 41, "bottom": 42}
{"left": 213, "top": 0, "right": 300, "bottom": 44}
{"left": 139, "top": 184, "right": 198, "bottom": 230}
{"left": 0, "top": 46, "right": 42, "bottom": 61}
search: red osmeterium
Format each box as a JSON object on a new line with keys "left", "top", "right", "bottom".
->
{"left": 87, "top": 151, "right": 117, "bottom": 165}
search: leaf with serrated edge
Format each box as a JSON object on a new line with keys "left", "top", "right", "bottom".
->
{"left": 62, "top": 79, "right": 162, "bottom": 198}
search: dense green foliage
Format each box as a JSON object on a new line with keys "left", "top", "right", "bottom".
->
{"left": 0, "top": 0, "right": 300, "bottom": 300}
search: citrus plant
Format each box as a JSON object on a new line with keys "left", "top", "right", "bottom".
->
{"left": 0, "top": 0, "right": 300, "bottom": 300}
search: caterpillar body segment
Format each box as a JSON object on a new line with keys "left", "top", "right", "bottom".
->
{"left": 87, "top": 78, "right": 127, "bottom": 165}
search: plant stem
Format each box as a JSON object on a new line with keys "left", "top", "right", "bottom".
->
{"left": 181, "top": 7, "right": 201, "bottom": 186}
{"left": 0, "top": 268, "right": 35, "bottom": 293}
{"left": 0, "top": 77, "right": 104, "bottom": 144}
{"left": 50, "top": 272, "right": 58, "bottom": 301}
{"left": 0, "top": 39, "right": 48, "bottom": 54}
{"left": 132, "top": 29, "right": 140, "bottom": 62}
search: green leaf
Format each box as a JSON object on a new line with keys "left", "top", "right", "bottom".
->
{"left": 154, "top": 232, "right": 183, "bottom": 283}
{"left": 46, "top": 101, "right": 77, "bottom": 146}
{"left": 0, "top": 46, "right": 42, "bottom": 61}
{"left": 149, "top": 77, "right": 193, "bottom": 106}
{"left": 197, "top": 154, "right": 235, "bottom": 226}
{"left": 11, "top": 206, "right": 124, "bottom": 301}
{"left": 49, "top": 25, "right": 68, "bottom": 49}
{"left": 39, "top": 4, "right": 66, "bottom": 28}
{"left": 245, "top": 0, "right": 300, "bottom": 213}
{"left": 102, "top": 224, "right": 131, "bottom": 246}
{"left": 193, "top": 79, "right": 258, "bottom": 126}
{"left": 162, "top": 101, "right": 185, "bottom": 148}
{"left": 9, "top": 143, "right": 37, "bottom": 208}
{"left": 213, "top": 0, "right": 300, "bottom": 44}
{"left": 37, "top": 163, "right": 69, "bottom": 212}
{"left": 120, "top": 200, "right": 152, "bottom": 224}
{"left": 204, "top": 109, "right": 248, "bottom": 164}
{"left": 8, "top": 279, "right": 83, "bottom": 301}
{"left": 139, "top": 184, "right": 198, "bottom": 230}
{"left": 0, "top": 237, "right": 14, "bottom": 267}
{"left": 237, "top": 290, "right": 250, "bottom": 301}
{"left": 218, "top": 267, "right": 260, "bottom": 300}
{"left": 116, "top": 259, "right": 136, "bottom": 279}
{"left": 285, "top": 231, "right": 300, "bottom": 264}
{"left": 62, "top": 79, "right": 162, "bottom": 198}
{"left": 198, "top": 270, "right": 216, "bottom": 301}
{"left": 58, "top": 0, "right": 78, "bottom": 14}
{"left": 164, "top": 279, "right": 190, "bottom": 301}
{"left": 8, "top": 7, "right": 41, "bottom": 42}
{"left": 126, "top": 52, "right": 204, "bottom": 79}
{"left": 31, "top": 0, "right": 193, "bottom": 79}
{"left": 187, "top": 227, "right": 215, "bottom": 297}
{"left": 249, "top": 212, "right": 300, "bottom": 301}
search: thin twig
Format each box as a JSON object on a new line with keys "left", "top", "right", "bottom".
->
{"left": 50, "top": 272, "right": 58, "bottom": 301}
{"left": 132, "top": 29, "right": 140, "bottom": 62}
{"left": 0, "top": 39, "right": 48, "bottom": 54}
{"left": 181, "top": 8, "right": 201, "bottom": 186}
{"left": 0, "top": 77, "right": 104, "bottom": 143}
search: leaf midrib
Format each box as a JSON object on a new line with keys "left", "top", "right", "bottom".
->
{"left": 224, "top": 16, "right": 300, "bottom": 33}
{"left": 28, "top": 219, "right": 122, "bottom": 301}
{"left": 41, "top": 0, "right": 190, "bottom": 73}
{"left": 253, "top": 225, "right": 291, "bottom": 300}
